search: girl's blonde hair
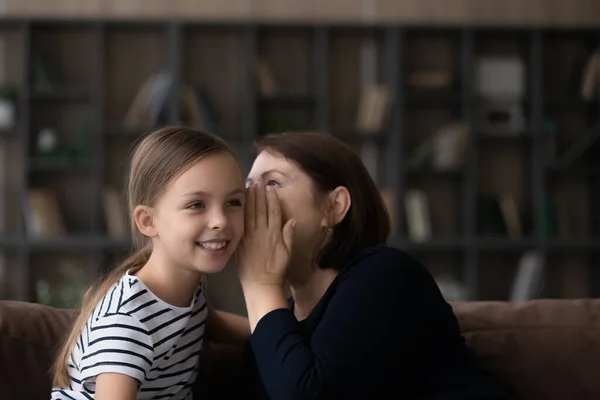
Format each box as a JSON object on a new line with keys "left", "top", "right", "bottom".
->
{"left": 51, "top": 126, "right": 236, "bottom": 388}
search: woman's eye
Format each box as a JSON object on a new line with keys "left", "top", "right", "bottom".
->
{"left": 266, "top": 180, "right": 280, "bottom": 187}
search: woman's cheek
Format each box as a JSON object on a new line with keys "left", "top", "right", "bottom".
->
{"left": 275, "top": 190, "right": 293, "bottom": 222}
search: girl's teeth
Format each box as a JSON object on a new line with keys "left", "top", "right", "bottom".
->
{"left": 200, "top": 242, "right": 226, "bottom": 250}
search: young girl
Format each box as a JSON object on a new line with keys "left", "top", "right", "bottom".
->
{"left": 50, "top": 126, "right": 249, "bottom": 400}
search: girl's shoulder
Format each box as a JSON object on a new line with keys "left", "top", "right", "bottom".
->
{"left": 91, "top": 271, "right": 156, "bottom": 320}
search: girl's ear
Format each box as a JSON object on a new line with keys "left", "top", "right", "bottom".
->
{"left": 328, "top": 186, "right": 351, "bottom": 226}
{"left": 134, "top": 205, "right": 158, "bottom": 238}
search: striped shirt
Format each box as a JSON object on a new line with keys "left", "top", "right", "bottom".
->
{"left": 51, "top": 270, "right": 207, "bottom": 400}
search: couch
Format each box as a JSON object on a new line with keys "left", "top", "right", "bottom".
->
{"left": 1, "top": 298, "right": 599, "bottom": 400}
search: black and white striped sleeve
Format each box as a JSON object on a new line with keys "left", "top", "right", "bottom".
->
{"left": 79, "top": 313, "right": 154, "bottom": 388}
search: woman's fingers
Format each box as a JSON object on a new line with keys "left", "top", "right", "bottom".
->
{"left": 266, "top": 185, "right": 282, "bottom": 230}
{"left": 245, "top": 184, "right": 256, "bottom": 230}
{"left": 255, "top": 183, "right": 267, "bottom": 228}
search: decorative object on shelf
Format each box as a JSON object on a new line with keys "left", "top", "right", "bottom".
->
{"left": 32, "top": 127, "right": 75, "bottom": 166}
{"left": 36, "top": 127, "right": 59, "bottom": 154}
{"left": 475, "top": 56, "right": 525, "bottom": 136}
{"left": 0, "top": 86, "right": 16, "bottom": 131}
{"left": 32, "top": 122, "right": 94, "bottom": 167}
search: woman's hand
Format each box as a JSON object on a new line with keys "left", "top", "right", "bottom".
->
{"left": 236, "top": 183, "right": 296, "bottom": 289}
{"left": 236, "top": 183, "right": 296, "bottom": 332}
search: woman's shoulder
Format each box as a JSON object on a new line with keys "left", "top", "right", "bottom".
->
{"left": 340, "top": 244, "right": 437, "bottom": 292}
{"left": 346, "top": 243, "right": 423, "bottom": 274}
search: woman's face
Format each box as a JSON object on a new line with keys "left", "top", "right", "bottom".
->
{"left": 246, "top": 150, "right": 329, "bottom": 271}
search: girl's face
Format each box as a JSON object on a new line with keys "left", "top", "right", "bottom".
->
{"left": 149, "top": 152, "right": 245, "bottom": 274}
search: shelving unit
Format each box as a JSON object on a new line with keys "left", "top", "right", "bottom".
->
{"left": 0, "top": 19, "right": 598, "bottom": 306}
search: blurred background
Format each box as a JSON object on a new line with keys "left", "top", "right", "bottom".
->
{"left": 0, "top": 1, "right": 599, "bottom": 315}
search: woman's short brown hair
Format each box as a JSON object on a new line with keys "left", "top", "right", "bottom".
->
{"left": 255, "top": 131, "right": 391, "bottom": 270}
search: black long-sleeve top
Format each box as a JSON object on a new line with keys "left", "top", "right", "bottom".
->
{"left": 237, "top": 244, "right": 519, "bottom": 399}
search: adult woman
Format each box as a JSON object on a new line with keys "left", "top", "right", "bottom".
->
{"left": 235, "top": 131, "right": 518, "bottom": 399}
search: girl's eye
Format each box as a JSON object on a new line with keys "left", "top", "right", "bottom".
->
{"left": 227, "top": 199, "right": 243, "bottom": 207}
{"left": 187, "top": 202, "right": 205, "bottom": 210}
{"left": 266, "top": 180, "right": 280, "bottom": 187}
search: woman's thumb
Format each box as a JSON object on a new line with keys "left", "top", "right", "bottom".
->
{"left": 282, "top": 219, "right": 296, "bottom": 250}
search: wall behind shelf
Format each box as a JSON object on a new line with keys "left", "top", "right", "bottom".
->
{"left": 0, "top": 1, "right": 599, "bottom": 26}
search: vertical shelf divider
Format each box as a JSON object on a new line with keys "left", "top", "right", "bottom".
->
{"left": 460, "top": 28, "right": 478, "bottom": 300}
{"left": 590, "top": 31, "right": 600, "bottom": 296}
{"left": 529, "top": 30, "right": 545, "bottom": 249}
{"left": 240, "top": 24, "right": 258, "bottom": 175}
{"left": 313, "top": 26, "right": 328, "bottom": 132}
{"left": 384, "top": 27, "right": 403, "bottom": 245}
{"left": 17, "top": 20, "right": 31, "bottom": 301}
{"left": 91, "top": 21, "right": 105, "bottom": 274}
{"left": 167, "top": 21, "right": 182, "bottom": 125}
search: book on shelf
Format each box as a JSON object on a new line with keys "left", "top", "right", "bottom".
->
{"left": 406, "top": 70, "right": 453, "bottom": 89}
{"left": 102, "top": 187, "right": 129, "bottom": 239}
{"left": 580, "top": 51, "right": 600, "bottom": 101}
{"left": 510, "top": 250, "right": 545, "bottom": 302}
{"left": 551, "top": 123, "right": 600, "bottom": 171}
{"left": 24, "top": 188, "right": 66, "bottom": 238}
{"left": 498, "top": 193, "right": 522, "bottom": 238}
{"left": 404, "top": 189, "right": 431, "bottom": 242}
{"left": 124, "top": 72, "right": 220, "bottom": 133}
{"left": 355, "top": 84, "right": 390, "bottom": 135}
{"left": 255, "top": 57, "right": 278, "bottom": 96}
{"left": 431, "top": 122, "right": 469, "bottom": 170}
{"left": 379, "top": 188, "right": 396, "bottom": 236}
{"left": 408, "top": 121, "right": 468, "bottom": 171}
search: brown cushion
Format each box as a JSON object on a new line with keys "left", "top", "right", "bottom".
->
{"left": 452, "top": 299, "right": 600, "bottom": 400}
{"left": 0, "top": 301, "right": 75, "bottom": 400}
{"left": 5, "top": 298, "right": 600, "bottom": 400}
{"left": 0, "top": 300, "right": 244, "bottom": 400}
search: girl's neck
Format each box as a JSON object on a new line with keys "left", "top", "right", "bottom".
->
{"left": 290, "top": 267, "right": 338, "bottom": 321}
{"left": 133, "top": 252, "right": 203, "bottom": 308}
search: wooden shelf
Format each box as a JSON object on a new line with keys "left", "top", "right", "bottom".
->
{"left": 0, "top": 18, "right": 598, "bottom": 304}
